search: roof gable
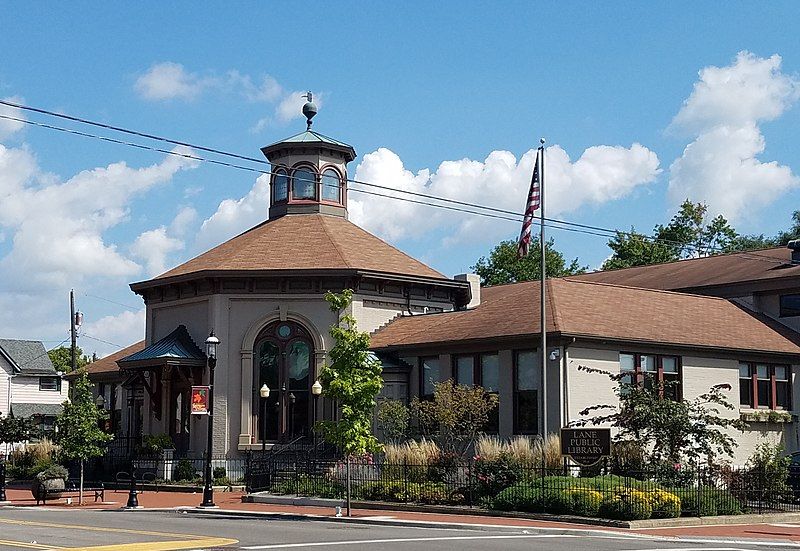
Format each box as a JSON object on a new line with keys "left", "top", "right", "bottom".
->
{"left": 0, "top": 339, "right": 56, "bottom": 375}
{"left": 118, "top": 326, "right": 205, "bottom": 369}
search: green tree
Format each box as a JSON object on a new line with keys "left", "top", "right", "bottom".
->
{"left": 573, "top": 365, "right": 746, "bottom": 466}
{"left": 0, "top": 416, "right": 37, "bottom": 448}
{"left": 317, "top": 289, "right": 383, "bottom": 456}
{"left": 777, "top": 210, "right": 800, "bottom": 245}
{"left": 602, "top": 200, "right": 738, "bottom": 270}
{"left": 47, "top": 346, "right": 89, "bottom": 373}
{"left": 55, "top": 373, "right": 113, "bottom": 504}
{"left": 472, "top": 238, "right": 585, "bottom": 286}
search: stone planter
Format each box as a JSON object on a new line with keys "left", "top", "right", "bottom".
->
{"left": 31, "top": 477, "right": 65, "bottom": 501}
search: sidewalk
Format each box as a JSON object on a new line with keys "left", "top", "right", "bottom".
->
{"left": 4, "top": 488, "right": 800, "bottom": 545}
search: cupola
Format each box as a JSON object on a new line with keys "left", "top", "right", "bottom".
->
{"left": 261, "top": 92, "right": 356, "bottom": 220}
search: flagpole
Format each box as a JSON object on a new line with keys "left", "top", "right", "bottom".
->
{"left": 539, "top": 138, "right": 547, "bottom": 439}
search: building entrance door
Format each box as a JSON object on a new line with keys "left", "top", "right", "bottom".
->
{"left": 254, "top": 321, "right": 313, "bottom": 442}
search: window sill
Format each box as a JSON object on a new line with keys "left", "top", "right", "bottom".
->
{"left": 739, "top": 409, "right": 794, "bottom": 423}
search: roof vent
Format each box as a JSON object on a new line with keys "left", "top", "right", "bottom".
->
{"left": 789, "top": 240, "right": 800, "bottom": 264}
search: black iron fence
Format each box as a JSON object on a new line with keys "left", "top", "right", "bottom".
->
{"left": 244, "top": 453, "right": 800, "bottom": 519}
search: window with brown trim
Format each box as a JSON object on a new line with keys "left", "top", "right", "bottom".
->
{"left": 453, "top": 353, "right": 499, "bottom": 433}
{"left": 272, "top": 169, "right": 288, "bottom": 202}
{"left": 739, "top": 362, "right": 791, "bottom": 410}
{"left": 514, "top": 350, "right": 538, "bottom": 435}
{"left": 619, "top": 353, "right": 681, "bottom": 400}
{"left": 291, "top": 167, "right": 317, "bottom": 200}
{"left": 780, "top": 294, "right": 800, "bottom": 318}
{"left": 321, "top": 168, "right": 341, "bottom": 203}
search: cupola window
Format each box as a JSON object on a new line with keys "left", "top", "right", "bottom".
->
{"left": 321, "top": 168, "right": 342, "bottom": 203}
{"left": 292, "top": 168, "right": 317, "bottom": 200}
{"left": 273, "top": 169, "right": 288, "bottom": 202}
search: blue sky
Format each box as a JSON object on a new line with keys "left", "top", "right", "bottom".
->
{"left": 1, "top": 2, "right": 799, "bottom": 356}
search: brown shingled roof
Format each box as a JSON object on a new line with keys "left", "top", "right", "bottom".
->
{"left": 134, "top": 214, "right": 445, "bottom": 287}
{"left": 571, "top": 247, "right": 800, "bottom": 292}
{"left": 369, "top": 278, "right": 800, "bottom": 356}
{"left": 82, "top": 341, "right": 145, "bottom": 378}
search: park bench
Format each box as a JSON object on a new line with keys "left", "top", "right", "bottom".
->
{"left": 36, "top": 479, "right": 105, "bottom": 505}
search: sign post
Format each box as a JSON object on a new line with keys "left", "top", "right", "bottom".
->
{"left": 560, "top": 427, "right": 611, "bottom": 466}
{"left": 191, "top": 386, "right": 210, "bottom": 415}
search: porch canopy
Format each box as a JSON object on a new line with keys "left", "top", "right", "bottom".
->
{"left": 116, "top": 325, "right": 207, "bottom": 420}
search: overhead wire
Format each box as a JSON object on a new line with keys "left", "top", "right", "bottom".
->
{"left": 0, "top": 104, "right": 790, "bottom": 266}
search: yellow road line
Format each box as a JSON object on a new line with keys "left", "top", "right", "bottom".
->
{"left": 64, "top": 537, "right": 238, "bottom": 551}
{"left": 0, "top": 518, "right": 198, "bottom": 539}
{"left": 0, "top": 539, "right": 64, "bottom": 549}
{"left": 0, "top": 518, "right": 237, "bottom": 550}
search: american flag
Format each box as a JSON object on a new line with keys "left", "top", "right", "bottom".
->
{"left": 517, "top": 149, "right": 541, "bottom": 258}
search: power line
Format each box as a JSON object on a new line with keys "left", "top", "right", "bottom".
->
{"left": 83, "top": 293, "right": 143, "bottom": 312}
{"left": 0, "top": 107, "right": 788, "bottom": 265}
{"left": 82, "top": 334, "right": 123, "bottom": 348}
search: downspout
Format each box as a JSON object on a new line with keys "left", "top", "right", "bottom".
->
{"left": 562, "top": 338, "right": 576, "bottom": 427}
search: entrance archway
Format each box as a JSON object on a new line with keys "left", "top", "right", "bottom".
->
{"left": 253, "top": 321, "right": 313, "bottom": 442}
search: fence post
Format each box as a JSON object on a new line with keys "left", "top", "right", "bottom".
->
{"left": 346, "top": 456, "right": 352, "bottom": 517}
{"left": 758, "top": 465, "right": 764, "bottom": 514}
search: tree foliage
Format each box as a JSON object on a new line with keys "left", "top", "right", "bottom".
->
{"left": 411, "top": 380, "right": 499, "bottom": 455}
{"left": 472, "top": 238, "right": 585, "bottom": 286}
{"left": 47, "top": 346, "right": 89, "bottom": 373}
{"left": 55, "top": 373, "right": 113, "bottom": 503}
{"left": 317, "top": 289, "right": 384, "bottom": 456}
{"left": 0, "top": 416, "right": 37, "bottom": 445}
{"left": 572, "top": 365, "right": 746, "bottom": 466}
{"left": 603, "top": 200, "right": 737, "bottom": 270}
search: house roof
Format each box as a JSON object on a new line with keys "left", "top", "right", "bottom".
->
{"left": 118, "top": 326, "right": 205, "bottom": 369}
{"left": 570, "top": 247, "right": 800, "bottom": 292}
{"left": 369, "top": 278, "right": 800, "bottom": 357}
{"left": 0, "top": 339, "right": 57, "bottom": 375}
{"left": 74, "top": 340, "right": 145, "bottom": 379}
{"left": 261, "top": 130, "right": 356, "bottom": 161}
{"left": 133, "top": 213, "right": 448, "bottom": 289}
{"left": 11, "top": 403, "right": 63, "bottom": 418}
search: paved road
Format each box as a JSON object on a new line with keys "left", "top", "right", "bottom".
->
{"left": 0, "top": 507, "right": 798, "bottom": 551}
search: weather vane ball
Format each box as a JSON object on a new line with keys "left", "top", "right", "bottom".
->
{"left": 302, "top": 91, "right": 317, "bottom": 130}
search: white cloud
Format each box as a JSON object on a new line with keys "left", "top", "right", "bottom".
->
{"left": 195, "top": 174, "right": 270, "bottom": 249}
{"left": 349, "top": 144, "right": 660, "bottom": 244}
{"left": 0, "top": 145, "right": 198, "bottom": 287}
{"left": 130, "top": 227, "right": 184, "bottom": 276}
{"left": 82, "top": 308, "right": 145, "bottom": 358}
{"left": 0, "top": 96, "right": 25, "bottom": 140}
{"left": 671, "top": 52, "right": 800, "bottom": 135}
{"left": 668, "top": 51, "right": 800, "bottom": 221}
{"left": 134, "top": 62, "right": 211, "bottom": 101}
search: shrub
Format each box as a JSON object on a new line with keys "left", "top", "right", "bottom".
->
{"left": 668, "top": 487, "right": 718, "bottom": 516}
{"left": 384, "top": 440, "right": 440, "bottom": 482}
{"left": 173, "top": 458, "right": 197, "bottom": 482}
{"left": 409, "top": 482, "right": 450, "bottom": 505}
{"left": 647, "top": 489, "right": 681, "bottom": 519}
{"left": 376, "top": 399, "right": 411, "bottom": 442}
{"left": 599, "top": 489, "right": 653, "bottom": 520}
{"left": 356, "top": 480, "right": 408, "bottom": 502}
{"left": 474, "top": 453, "right": 523, "bottom": 496}
{"left": 140, "top": 433, "right": 174, "bottom": 455}
{"left": 213, "top": 466, "right": 226, "bottom": 479}
{"left": 276, "top": 475, "right": 343, "bottom": 498}
{"left": 565, "top": 488, "right": 603, "bottom": 517}
{"left": 35, "top": 464, "right": 68, "bottom": 482}
{"left": 491, "top": 484, "right": 543, "bottom": 512}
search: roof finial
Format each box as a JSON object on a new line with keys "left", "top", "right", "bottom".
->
{"left": 302, "top": 91, "right": 317, "bottom": 131}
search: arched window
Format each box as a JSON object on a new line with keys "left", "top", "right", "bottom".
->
{"left": 273, "top": 169, "right": 288, "bottom": 202}
{"left": 254, "top": 321, "right": 314, "bottom": 441}
{"left": 292, "top": 167, "right": 317, "bottom": 200}
{"left": 321, "top": 168, "right": 341, "bottom": 203}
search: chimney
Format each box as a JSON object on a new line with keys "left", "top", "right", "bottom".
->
{"left": 455, "top": 273, "right": 481, "bottom": 309}
{"left": 789, "top": 240, "right": 800, "bottom": 264}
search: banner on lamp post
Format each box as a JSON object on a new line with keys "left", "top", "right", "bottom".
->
{"left": 191, "top": 386, "right": 210, "bottom": 415}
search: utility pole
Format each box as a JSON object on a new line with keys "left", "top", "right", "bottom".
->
{"left": 70, "top": 289, "right": 77, "bottom": 372}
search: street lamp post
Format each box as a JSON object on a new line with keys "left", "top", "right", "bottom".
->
{"left": 260, "top": 384, "right": 270, "bottom": 453}
{"left": 200, "top": 331, "right": 219, "bottom": 508}
{"left": 311, "top": 380, "right": 322, "bottom": 454}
